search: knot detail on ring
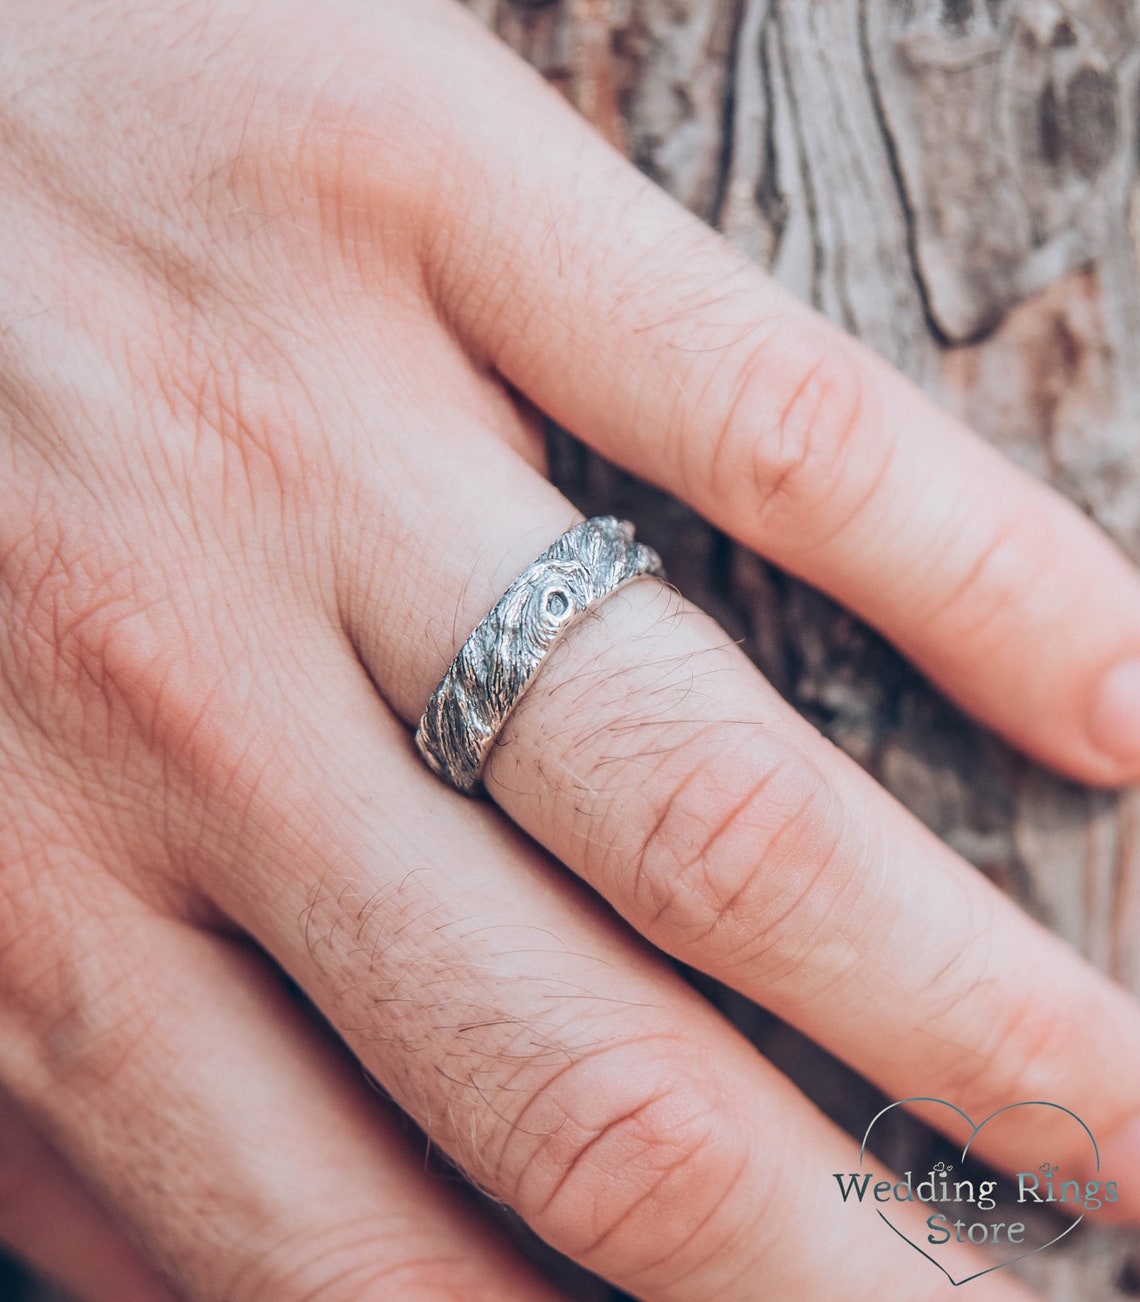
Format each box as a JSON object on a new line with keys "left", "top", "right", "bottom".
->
{"left": 415, "top": 516, "right": 665, "bottom": 795}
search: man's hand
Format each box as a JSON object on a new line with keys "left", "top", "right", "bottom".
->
{"left": 1, "top": 3, "right": 1139, "bottom": 1299}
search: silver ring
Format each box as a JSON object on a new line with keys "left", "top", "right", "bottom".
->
{"left": 415, "top": 516, "right": 666, "bottom": 795}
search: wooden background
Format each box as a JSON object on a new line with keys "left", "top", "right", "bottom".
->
{"left": 464, "top": 0, "right": 1140, "bottom": 1298}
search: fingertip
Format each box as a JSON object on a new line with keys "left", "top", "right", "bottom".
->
{"left": 1086, "top": 657, "right": 1140, "bottom": 783}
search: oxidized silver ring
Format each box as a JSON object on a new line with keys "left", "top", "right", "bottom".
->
{"left": 415, "top": 516, "right": 666, "bottom": 795}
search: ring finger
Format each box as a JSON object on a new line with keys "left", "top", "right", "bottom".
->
{"left": 188, "top": 625, "right": 1038, "bottom": 1300}
{"left": 340, "top": 393, "right": 1140, "bottom": 1211}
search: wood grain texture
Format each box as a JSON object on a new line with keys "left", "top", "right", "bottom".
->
{"left": 468, "top": 1, "right": 1140, "bottom": 1297}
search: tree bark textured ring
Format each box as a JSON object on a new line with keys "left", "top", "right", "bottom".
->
{"left": 415, "top": 516, "right": 666, "bottom": 795}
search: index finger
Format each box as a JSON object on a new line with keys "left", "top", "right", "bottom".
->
{"left": 415, "top": 1, "right": 1140, "bottom": 786}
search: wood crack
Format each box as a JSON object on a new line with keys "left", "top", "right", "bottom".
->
{"left": 856, "top": 0, "right": 949, "bottom": 346}
{"left": 706, "top": 0, "right": 747, "bottom": 230}
{"left": 774, "top": 1, "right": 825, "bottom": 310}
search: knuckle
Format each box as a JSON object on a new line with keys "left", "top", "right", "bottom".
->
{"left": 0, "top": 490, "right": 247, "bottom": 784}
{"left": 704, "top": 335, "right": 882, "bottom": 541}
{"left": 502, "top": 1040, "right": 748, "bottom": 1279}
{"left": 930, "top": 973, "right": 1084, "bottom": 1117}
{"left": 189, "top": 30, "right": 429, "bottom": 263}
{"left": 13, "top": 911, "right": 161, "bottom": 1094}
{"left": 0, "top": 856, "right": 162, "bottom": 1110}
{"left": 623, "top": 728, "right": 856, "bottom": 975}
{"left": 144, "top": 323, "right": 334, "bottom": 518}
{"left": 0, "top": 503, "right": 154, "bottom": 734}
{"left": 918, "top": 494, "right": 1056, "bottom": 644}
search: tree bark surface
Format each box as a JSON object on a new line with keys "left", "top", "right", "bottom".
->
{"left": 464, "top": 1, "right": 1140, "bottom": 1297}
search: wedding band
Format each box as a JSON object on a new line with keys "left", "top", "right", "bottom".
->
{"left": 415, "top": 516, "right": 666, "bottom": 795}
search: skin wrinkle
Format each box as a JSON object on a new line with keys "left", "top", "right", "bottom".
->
{"left": 130, "top": 237, "right": 341, "bottom": 516}
{"left": 910, "top": 491, "right": 1058, "bottom": 646}
{"left": 591, "top": 1151, "right": 752, "bottom": 1283}
{"left": 491, "top": 1031, "right": 698, "bottom": 1191}
{"left": 672, "top": 766, "right": 808, "bottom": 948}
{"left": 282, "top": 40, "right": 453, "bottom": 272}
{"left": 21, "top": 546, "right": 179, "bottom": 770}
{"left": 161, "top": 343, "right": 306, "bottom": 549}
{"left": 533, "top": 1090, "right": 675, "bottom": 1222}
{"left": 0, "top": 352, "right": 77, "bottom": 485}
{"left": 0, "top": 707, "right": 111, "bottom": 847}
{"left": 419, "top": 131, "right": 561, "bottom": 369}
{"left": 0, "top": 516, "right": 170, "bottom": 740}
{"left": 577, "top": 1120, "right": 712, "bottom": 1257}
{"left": 648, "top": 1154, "right": 753, "bottom": 1290}
{"left": 523, "top": 1071, "right": 750, "bottom": 1282}
{"left": 649, "top": 757, "right": 791, "bottom": 936}
{"left": 704, "top": 328, "right": 808, "bottom": 509}
{"left": 5, "top": 489, "right": 325, "bottom": 927}
{"left": 0, "top": 851, "right": 77, "bottom": 1013}
{"left": 1, "top": 775, "right": 132, "bottom": 913}
{"left": 1, "top": 18, "right": 252, "bottom": 320}
{"left": 709, "top": 335, "right": 877, "bottom": 546}
{"left": 607, "top": 201, "right": 745, "bottom": 330}
{"left": 627, "top": 760, "right": 709, "bottom": 922}
{"left": 510, "top": 700, "right": 774, "bottom": 884}
{"left": 762, "top": 843, "right": 881, "bottom": 1006}
{"left": 613, "top": 238, "right": 784, "bottom": 488}
{"left": 0, "top": 239, "right": 168, "bottom": 509}
{"left": 503, "top": 626, "right": 745, "bottom": 788}
{"left": 795, "top": 400, "right": 897, "bottom": 559}
{"left": 736, "top": 820, "right": 851, "bottom": 984}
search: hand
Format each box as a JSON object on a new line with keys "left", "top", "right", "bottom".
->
{"left": 1, "top": 3, "right": 1138, "bottom": 1299}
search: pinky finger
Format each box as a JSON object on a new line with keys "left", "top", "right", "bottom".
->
{"left": 0, "top": 1085, "right": 177, "bottom": 1302}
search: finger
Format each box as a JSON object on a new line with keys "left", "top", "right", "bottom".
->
{"left": 410, "top": 0, "right": 1140, "bottom": 787}
{"left": 0, "top": 879, "right": 567, "bottom": 1302}
{"left": 192, "top": 657, "right": 1039, "bottom": 1302}
{"left": 325, "top": 390, "right": 1140, "bottom": 1223}
{"left": 0, "top": 1086, "right": 177, "bottom": 1302}
{"left": 481, "top": 575, "right": 1140, "bottom": 1206}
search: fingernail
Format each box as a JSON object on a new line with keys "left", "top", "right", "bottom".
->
{"left": 1082, "top": 1117, "right": 1140, "bottom": 1221}
{"left": 1089, "top": 658, "right": 1140, "bottom": 769}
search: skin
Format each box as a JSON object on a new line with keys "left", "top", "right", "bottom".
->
{"left": 1, "top": 1, "right": 1139, "bottom": 1298}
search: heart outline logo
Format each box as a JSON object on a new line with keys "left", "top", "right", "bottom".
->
{"left": 859, "top": 1098, "right": 1100, "bottom": 1286}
